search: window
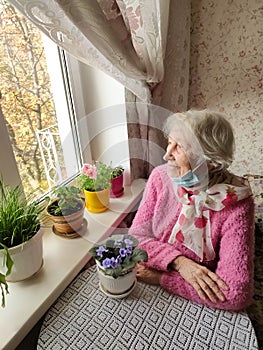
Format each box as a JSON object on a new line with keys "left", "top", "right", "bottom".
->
{"left": 0, "top": 0, "right": 83, "bottom": 198}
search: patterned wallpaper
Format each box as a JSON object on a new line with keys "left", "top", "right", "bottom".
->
{"left": 189, "top": 0, "right": 263, "bottom": 177}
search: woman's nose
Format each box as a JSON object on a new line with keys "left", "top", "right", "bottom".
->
{"left": 163, "top": 152, "right": 169, "bottom": 161}
{"left": 163, "top": 147, "right": 173, "bottom": 161}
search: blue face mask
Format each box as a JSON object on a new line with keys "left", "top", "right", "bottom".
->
{"left": 172, "top": 170, "right": 200, "bottom": 188}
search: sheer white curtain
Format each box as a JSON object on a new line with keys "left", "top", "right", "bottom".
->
{"left": 126, "top": 0, "right": 191, "bottom": 179}
{"left": 8, "top": 0, "right": 170, "bottom": 103}
{"left": 9, "top": 0, "right": 191, "bottom": 180}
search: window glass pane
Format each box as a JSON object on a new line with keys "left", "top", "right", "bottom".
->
{"left": 0, "top": 0, "right": 80, "bottom": 197}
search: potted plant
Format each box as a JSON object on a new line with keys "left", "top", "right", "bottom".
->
{"left": 0, "top": 178, "right": 45, "bottom": 307}
{"left": 110, "top": 166, "right": 124, "bottom": 198}
{"left": 89, "top": 234, "right": 148, "bottom": 297}
{"left": 46, "top": 185, "right": 86, "bottom": 237}
{"left": 77, "top": 162, "right": 113, "bottom": 213}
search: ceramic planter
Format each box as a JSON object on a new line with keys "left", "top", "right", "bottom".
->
{"left": 84, "top": 188, "right": 110, "bottom": 213}
{"left": 96, "top": 260, "right": 136, "bottom": 296}
{"left": 110, "top": 172, "right": 124, "bottom": 198}
{"left": 47, "top": 200, "right": 85, "bottom": 235}
{"left": 0, "top": 228, "right": 44, "bottom": 282}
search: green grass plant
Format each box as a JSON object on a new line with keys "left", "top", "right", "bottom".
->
{"left": 0, "top": 180, "right": 43, "bottom": 248}
{"left": 0, "top": 177, "right": 45, "bottom": 307}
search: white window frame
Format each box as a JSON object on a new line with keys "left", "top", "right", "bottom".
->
{"left": 0, "top": 37, "right": 90, "bottom": 190}
{"left": 0, "top": 16, "right": 129, "bottom": 192}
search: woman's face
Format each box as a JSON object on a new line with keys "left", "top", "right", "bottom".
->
{"left": 164, "top": 136, "right": 191, "bottom": 178}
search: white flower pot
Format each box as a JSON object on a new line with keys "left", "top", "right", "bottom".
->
{"left": 0, "top": 228, "right": 44, "bottom": 282}
{"left": 96, "top": 260, "right": 136, "bottom": 296}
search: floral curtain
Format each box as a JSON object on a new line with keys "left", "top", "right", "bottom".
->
{"left": 126, "top": 0, "right": 191, "bottom": 179}
{"left": 8, "top": 0, "right": 191, "bottom": 180}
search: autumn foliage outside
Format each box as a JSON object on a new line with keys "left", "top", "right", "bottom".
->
{"left": 0, "top": 0, "right": 62, "bottom": 196}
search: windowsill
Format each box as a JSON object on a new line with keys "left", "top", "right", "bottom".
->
{"left": 0, "top": 179, "right": 146, "bottom": 350}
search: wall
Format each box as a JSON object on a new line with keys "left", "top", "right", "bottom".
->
{"left": 77, "top": 63, "right": 130, "bottom": 184}
{"left": 189, "top": 0, "right": 263, "bottom": 176}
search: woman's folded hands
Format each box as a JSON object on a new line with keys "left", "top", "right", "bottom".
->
{"left": 172, "top": 256, "right": 229, "bottom": 303}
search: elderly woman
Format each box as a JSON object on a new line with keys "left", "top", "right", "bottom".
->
{"left": 129, "top": 109, "right": 254, "bottom": 311}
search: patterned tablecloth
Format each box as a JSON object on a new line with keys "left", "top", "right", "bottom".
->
{"left": 37, "top": 266, "right": 258, "bottom": 350}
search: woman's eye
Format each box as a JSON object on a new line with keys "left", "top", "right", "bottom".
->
{"left": 167, "top": 139, "right": 183, "bottom": 152}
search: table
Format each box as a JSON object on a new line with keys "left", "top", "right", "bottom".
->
{"left": 37, "top": 266, "right": 259, "bottom": 350}
{"left": 0, "top": 179, "right": 146, "bottom": 350}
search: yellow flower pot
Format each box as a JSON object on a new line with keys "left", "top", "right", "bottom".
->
{"left": 84, "top": 188, "right": 110, "bottom": 213}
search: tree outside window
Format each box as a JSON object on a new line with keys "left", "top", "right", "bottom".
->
{"left": 0, "top": 0, "right": 74, "bottom": 196}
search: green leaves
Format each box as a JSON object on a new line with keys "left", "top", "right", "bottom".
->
{"left": 48, "top": 186, "right": 83, "bottom": 216}
{"left": 131, "top": 248, "right": 148, "bottom": 264}
{"left": 0, "top": 177, "right": 42, "bottom": 307}
{"left": 78, "top": 162, "right": 113, "bottom": 191}
{"left": 0, "top": 178, "right": 43, "bottom": 248}
{"left": 89, "top": 234, "right": 148, "bottom": 278}
{"left": 111, "top": 166, "right": 124, "bottom": 179}
{"left": 100, "top": 265, "right": 123, "bottom": 279}
{"left": 0, "top": 243, "right": 14, "bottom": 307}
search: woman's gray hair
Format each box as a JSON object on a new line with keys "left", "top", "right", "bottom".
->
{"left": 163, "top": 109, "right": 235, "bottom": 171}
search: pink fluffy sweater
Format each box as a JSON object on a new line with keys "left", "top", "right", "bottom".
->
{"left": 129, "top": 164, "right": 255, "bottom": 311}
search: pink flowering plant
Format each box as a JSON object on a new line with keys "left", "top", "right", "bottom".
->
{"left": 77, "top": 162, "right": 113, "bottom": 192}
{"left": 89, "top": 234, "right": 148, "bottom": 278}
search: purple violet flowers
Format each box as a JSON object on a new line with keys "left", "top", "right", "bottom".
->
{"left": 96, "top": 236, "right": 134, "bottom": 269}
{"left": 89, "top": 234, "right": 148, "bottom": 278}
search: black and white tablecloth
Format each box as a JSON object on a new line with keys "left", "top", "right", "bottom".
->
{"left": 37, "top": 266, "right": 258, "bottom": 350}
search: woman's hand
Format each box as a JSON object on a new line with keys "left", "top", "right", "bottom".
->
{"left": 136, "top": 264, "right": 162, "bottom": 285}
{"left": 172, "top": 256, "right": 229, "bottom": 303}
